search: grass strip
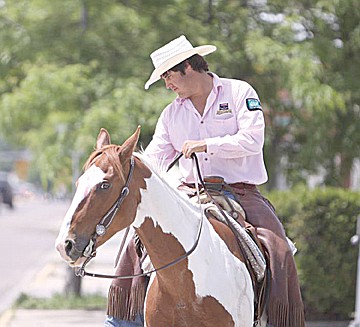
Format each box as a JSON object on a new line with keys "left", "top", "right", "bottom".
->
{"left": 15, "top": 293, "right": 107, "bottom": 310}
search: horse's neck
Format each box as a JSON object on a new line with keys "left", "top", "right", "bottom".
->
{"left": 133, "top": 173, "right": 201, "bottom": 252}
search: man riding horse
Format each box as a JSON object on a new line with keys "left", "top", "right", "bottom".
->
{"left": 105, "top": 35, "right": 305, "bottom": 327}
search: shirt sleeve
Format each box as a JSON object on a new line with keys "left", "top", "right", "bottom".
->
{"left": 205, "top": 82, "right": 265, "bottom": 159}
{"left": 144, "top": 107, "right": 178, "bottom": 171}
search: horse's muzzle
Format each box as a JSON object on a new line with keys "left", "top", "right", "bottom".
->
{"left": 64, "top": 237, "right": 87, "bottom": 262}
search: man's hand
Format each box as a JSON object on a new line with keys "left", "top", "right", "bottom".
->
{"left": 182, "top": 140, "right": 207, "bottom": 159}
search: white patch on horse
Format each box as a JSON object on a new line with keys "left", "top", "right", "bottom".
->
{"left": 55, "top": 165, "right": 106, "bottom": 249}
{"left": 133, "top": 154, "right": 254, "bottom": 327}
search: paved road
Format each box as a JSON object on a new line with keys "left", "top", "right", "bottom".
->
{"left": 0, "top": 198, "right": 70, "bottom": 314}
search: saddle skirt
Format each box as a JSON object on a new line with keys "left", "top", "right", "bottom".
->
{"left": 190, "top": 193, "right": 267, "bottom": 283}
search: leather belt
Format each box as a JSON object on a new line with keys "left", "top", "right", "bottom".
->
{"left": 229, "top": 182, "right": 257, "bottom": 190}
{"left": 183, "top": 181, "right": 256, "bottom": 190}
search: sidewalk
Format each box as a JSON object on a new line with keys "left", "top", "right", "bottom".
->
{"left": 0, "top": 231, "right": 124, "bottom": 327}
{"left": 1, "top": 310, "right": 105, "bottom": 327}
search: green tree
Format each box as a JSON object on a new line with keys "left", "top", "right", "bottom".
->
{"left": 0, "top": 0, "right": 359, "bottom": 192}
{"left": 246, "top": 0, "right": 360, "bottom": 188}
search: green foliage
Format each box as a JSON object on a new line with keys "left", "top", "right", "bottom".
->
{"left": 75, "top": 80, "right": 174, "bottom": 159}
{"left": 267, "top": 186, "right": 360, "bottom": 320}
{"left": 0, "top": 0, "right": 359, "bottom": 193}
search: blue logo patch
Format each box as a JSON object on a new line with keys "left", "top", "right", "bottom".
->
{"left": 246, "top": 98, "right": 262, "bottom": 111}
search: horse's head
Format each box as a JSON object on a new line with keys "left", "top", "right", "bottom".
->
{"left": 55, "top": 127, "right": 150, "bottom": 266}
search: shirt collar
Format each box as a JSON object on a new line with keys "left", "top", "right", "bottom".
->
{"left": 210, "top": 72, "right": 223, "bottom": 94}
{"left": 175, "top": 96, "right": 186, "bottom": 104}
{"left": 175, "top": 72, "right": 223, "bottom": 105}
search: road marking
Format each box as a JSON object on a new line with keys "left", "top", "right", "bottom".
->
{"left": 0, "top": 309, "right": 14, "bottom": 327}
{"left": 32, "top": 263, "right": 56, "bottom": 286}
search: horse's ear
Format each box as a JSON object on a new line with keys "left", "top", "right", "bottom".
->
{"left": 120, "top": 126, "right": 141, "bottom": 160}
{"left": 96, "top": 128, "right": 111, "bottom": 149}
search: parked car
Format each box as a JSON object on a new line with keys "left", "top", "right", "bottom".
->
{"left": 0, "top": 173, "right": 14, "bottom": 209}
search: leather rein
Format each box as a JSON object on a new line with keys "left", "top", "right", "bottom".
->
{"left": 75, "top": 153, "right": 204, "bottom": 279}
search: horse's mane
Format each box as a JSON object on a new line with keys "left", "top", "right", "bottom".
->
{"left": 134, "top": 152, "right": 196, "bottom": 207}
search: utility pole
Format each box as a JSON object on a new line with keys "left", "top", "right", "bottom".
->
{"left": 349, "top": 215, "right": 360, "bottom": 327}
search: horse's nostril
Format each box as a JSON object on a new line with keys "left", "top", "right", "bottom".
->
{"left": 65, "top": 239, "right": 75, "bottom": 256}
{"left": 64, "top": 238, "right": 84, "bottom": 261}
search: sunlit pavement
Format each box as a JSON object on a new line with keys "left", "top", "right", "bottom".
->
{"left": 1, "top": 309, "right": 105, "bottom": 327}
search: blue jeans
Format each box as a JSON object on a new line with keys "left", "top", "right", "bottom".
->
{"left": 223, "top": 190, "right": 236, "bottom": 200}
{"left": 104, "top": 315, "right": 144, "bottom": 327}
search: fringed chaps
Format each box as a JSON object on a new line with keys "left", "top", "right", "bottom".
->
{"left": 231, "top": 184, "right": 305, "bottom": 327}
{"left": 107, "top": 238, "right": 147, "bottom": 321}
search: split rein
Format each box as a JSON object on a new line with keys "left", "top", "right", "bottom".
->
{"left": 75, "top": 153, "right": 204, "bottom": 279}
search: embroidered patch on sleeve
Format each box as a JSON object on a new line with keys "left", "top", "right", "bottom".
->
{"left": 246, "top": 98, "right": 262, "bottom": 111}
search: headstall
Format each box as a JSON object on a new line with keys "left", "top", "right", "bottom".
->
{"left": 76, "top": 154, "right": 204, "bottom": 279}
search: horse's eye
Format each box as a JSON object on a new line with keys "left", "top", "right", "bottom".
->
{"left": 100, "top": 182, "right": 110, "bottom": 190}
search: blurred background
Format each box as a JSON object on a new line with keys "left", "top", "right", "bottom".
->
{"left": 0, "top": 0, "right": 359, "bottom": 324}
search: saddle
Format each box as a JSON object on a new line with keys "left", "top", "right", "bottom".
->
{"left": 187, "top": 176, "right": 269, "bottom": 324}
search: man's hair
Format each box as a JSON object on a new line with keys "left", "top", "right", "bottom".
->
{"left": 170, "top": 54, "right": 209, "bottom": 75}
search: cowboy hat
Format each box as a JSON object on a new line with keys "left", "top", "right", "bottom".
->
{"left": 144, "top": 35, "right": 216, "bottom": 90}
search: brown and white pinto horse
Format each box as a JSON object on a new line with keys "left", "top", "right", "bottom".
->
{"left": 55, "top": 128, "right": 254, "bottom": 327}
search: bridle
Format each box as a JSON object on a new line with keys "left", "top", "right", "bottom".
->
{"left": 75, "top": 154, "right": 204, "bottom": 279}
{"left": 75, "top": 156, "right": 135, "bottom": 277}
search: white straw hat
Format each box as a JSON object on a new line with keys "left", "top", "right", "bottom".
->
{"left": 144, "top": 35, "right": 216, "bottom": 90}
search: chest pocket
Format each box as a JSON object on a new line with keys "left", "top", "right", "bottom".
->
{"left": 206, "top": 114, "right": 238, "bottom": 137}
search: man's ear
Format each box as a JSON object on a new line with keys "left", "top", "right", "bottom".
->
{"left": 184, "top": 61, "right": 193, "bottom": 73}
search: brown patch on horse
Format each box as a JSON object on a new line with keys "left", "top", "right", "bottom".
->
{"left": 136, "top": 217, "right": 235, "bottom": 327}
{"left": 207, "top": 217, "right": 245, "bottom": 263}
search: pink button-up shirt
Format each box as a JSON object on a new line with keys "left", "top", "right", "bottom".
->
{"left": 144, "top": 73, "right": 268, "bottom": 185}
